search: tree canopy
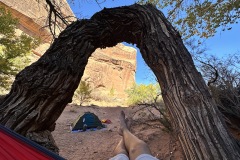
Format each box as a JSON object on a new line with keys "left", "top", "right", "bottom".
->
{"left": 139, "top": 0, "right": 240, "bottom": 40}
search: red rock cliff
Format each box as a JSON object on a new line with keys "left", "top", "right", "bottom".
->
{"left": 82, "top": 43, "right": 136, "bottom": 98}
{"left": 1, "top": 0, "right": 136, "bottom": 99}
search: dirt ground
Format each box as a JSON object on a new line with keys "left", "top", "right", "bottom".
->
{"left": 52, "top": 104, "right": 184, "bottom": 160}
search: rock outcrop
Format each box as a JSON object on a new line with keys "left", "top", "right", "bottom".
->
{"left": 1, "top": 0, "right": 136, "bottom": 99}
{"left": 0, "top": 0, "right": 75, "bottom": 42}
{"left": 83, "top": 43, "right": 136, "bottom": 98}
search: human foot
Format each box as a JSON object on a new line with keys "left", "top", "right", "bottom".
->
{"left": 118, "top": 111, "right": 129, "bottom": 136}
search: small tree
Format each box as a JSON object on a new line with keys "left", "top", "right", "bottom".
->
{"left": 74, "top": 80, "right": 92, "bottom": 106}
{"left": 109, "top": 86, "right": 115, "bottom": 97}
{"left": 0, "top": 7, "right": 39, "bottom": 92}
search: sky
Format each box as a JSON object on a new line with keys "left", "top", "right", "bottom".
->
{"left": 67, "top": 0, "right": 240, "bottom": 84}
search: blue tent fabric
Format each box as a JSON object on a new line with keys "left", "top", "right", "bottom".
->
{"left": 71, "top": 112, "right": 103, "bottom": 131}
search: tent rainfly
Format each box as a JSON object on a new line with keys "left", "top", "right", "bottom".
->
{"left": 71, "top": 112, "right": 103, "bottom": 131}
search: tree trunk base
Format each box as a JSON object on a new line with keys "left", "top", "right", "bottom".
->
{"left": 26, "top": 130, "right": 59, "bottom": 153}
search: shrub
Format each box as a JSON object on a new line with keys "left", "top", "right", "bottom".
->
{"left": 197, "top": 53, "right": 240, "bottom": 129}
{"left": 109, "top": 87, "right": 115, "bottom": 97}
{"left": 74, "top": 80, "right": 92, "bottom": 106}
{"left": 126, "top": 83, "right": 161, "bottom": 105}
{"left": 126, "top": 83, "right": 172, "bottom": 132}
{"left": 186, "top": 39, "right": 240, "bottom": 131}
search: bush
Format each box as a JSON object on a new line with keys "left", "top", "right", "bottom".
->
{"left": 197, "top": 53, "right": 240, "bottom": 130}
{"left": 126, "top": 83, "right": 161, "bottom": 105}
{"left": 109, "top": 87, "right": 115, "bottom": 97}
{"left": 126, "top": 83, "right": 172, "bottom": 132}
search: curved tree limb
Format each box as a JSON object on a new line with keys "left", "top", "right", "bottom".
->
{"left": 0, "top": 4, "right": 240, "bottom": 159}
{"left": 198, "top": 59, "right": 219, "bottom": 86}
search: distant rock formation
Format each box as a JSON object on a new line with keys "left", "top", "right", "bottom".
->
{"left": 0, "top": 0, "right": 75, "bottom": 42}
{"left": 1, "top": 0, "right": 136, "bottom": 99}
{"left": 83, "top": 43, "right": 136, "bottom": 98}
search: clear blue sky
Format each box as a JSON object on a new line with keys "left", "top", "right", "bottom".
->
{"left": 67, "top": 0, "right": 240, "bottom": 84}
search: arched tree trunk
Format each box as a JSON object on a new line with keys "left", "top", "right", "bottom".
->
{"left": 0, "top": 4, "right": 240, "bottom": 159}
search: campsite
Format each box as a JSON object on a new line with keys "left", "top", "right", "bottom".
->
{"left": 1, "top": 0, "right": 240, "bottom": 159}
{"left": 52, "top": 104, "right": 184, "bottom": 160}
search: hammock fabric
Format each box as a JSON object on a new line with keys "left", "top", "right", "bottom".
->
{"left": 0, "top": 125, "right": 65, "bottom": 160}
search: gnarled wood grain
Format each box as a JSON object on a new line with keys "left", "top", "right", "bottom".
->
{"left": 0, "top": 4, "right": 239, "bottom": 159}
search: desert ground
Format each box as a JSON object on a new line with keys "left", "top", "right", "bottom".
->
{"left": 52, "top": 104, "right": 185, "bottom": 160}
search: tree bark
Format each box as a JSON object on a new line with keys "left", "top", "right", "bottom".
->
{"left": 0, "top": 4, "right": 240, "bottom": 159}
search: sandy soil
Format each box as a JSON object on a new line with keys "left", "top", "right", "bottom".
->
{"left": 52, "top": 104, "right": 184, "bottom": 160}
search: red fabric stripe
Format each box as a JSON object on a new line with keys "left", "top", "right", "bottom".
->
{"left": 0, "top": 130, "right": 53, "bottom": 160}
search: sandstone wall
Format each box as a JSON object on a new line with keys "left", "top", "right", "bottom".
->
{"left": 0, "top": 0, "right": 75, "bottom": 42}
{"left": 83, "top": 43, "right": 136, "bottom": 98}
{"left": 1, "top": 1, "right": 136, "bottom": 99}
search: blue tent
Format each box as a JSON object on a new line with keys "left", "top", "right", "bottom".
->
{"left": 71, "top": 112, "right": 103, "bottom": 131}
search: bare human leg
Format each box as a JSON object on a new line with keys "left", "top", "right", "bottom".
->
{"left": 118, "top": 111, "right": 152, "bottom": 160}
{"left": 113, "top": 138, "right": 128, "bottom": 156}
